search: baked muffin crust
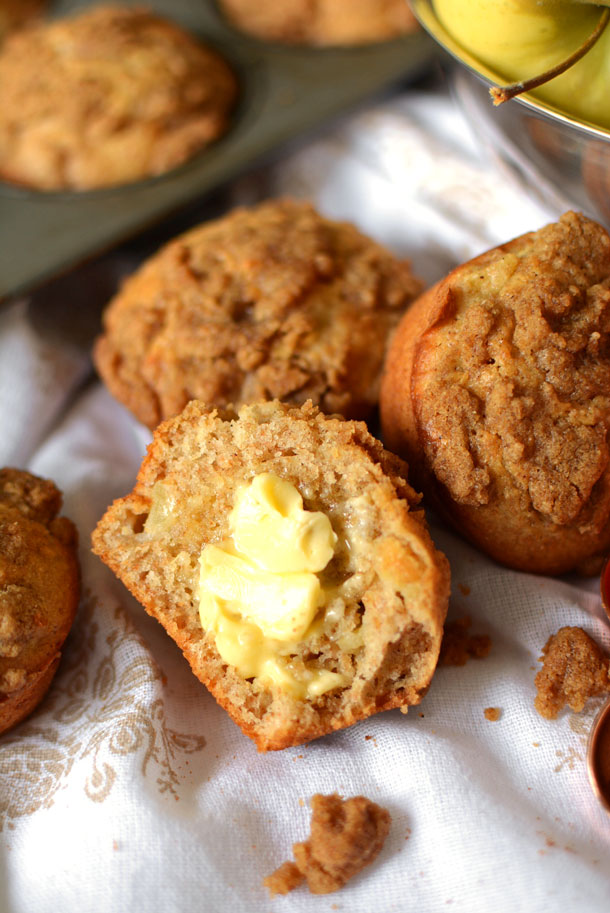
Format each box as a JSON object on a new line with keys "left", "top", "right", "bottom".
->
{"left": 219, "top": 0, "right": 418, "bottom": 45}
{"left": 381, "top": 212, "right": 610, "bottom": 576}
{"left": 0, "top": 469, "right": 79, "bottom": 734}
{"left": 94, "top": 199, "right": 422, "bottom": 428}
{"left": 92, "top": 400, "right": 449, "bottom": 750}
{"left": 0, "top": 4, "right": 237, "bottom": 190}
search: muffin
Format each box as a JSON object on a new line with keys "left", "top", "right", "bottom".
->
{"left": 92, "top": 399, "right": 450, "bottom": 751}
{"left": 93, "top": 198, "right": 422, "bottom": 429}
{"left": 0, "top": 0, "right": 46, "bottom": 41}
{"left": 218, "top": 0, "right": 418, "bottom": 46}
{"left": 0, "top": 468, "right": 80, "bottom": 734}
{"left": 0, "top": 4, "right": 237, "bottom": 190}
{"left": 380, "top": 211, "right": 610, "bottom": 577}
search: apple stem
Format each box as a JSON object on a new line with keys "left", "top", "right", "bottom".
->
{"left": 489, "top": 8, "right": 610, "bottom": 106}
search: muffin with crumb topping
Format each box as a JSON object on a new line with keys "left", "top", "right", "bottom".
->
{"left": 0, "top": 468, "right": 79, "bottom": 734}
{"left": 94, "top": 198, "right": 422, "bottom": 428}
{"left": 381, "top": 211, "right": 610, "bottom": 576}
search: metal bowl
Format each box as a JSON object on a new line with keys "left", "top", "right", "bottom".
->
{"left": 411, "top": 0, "right": 610, "bottom": 228}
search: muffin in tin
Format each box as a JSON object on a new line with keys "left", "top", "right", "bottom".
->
{"left": 218, "top": 0, "right": 418, "bottom": 46}
{"left": 92, "top": 399, "right": 449, "bottom": 751}
{"left": 0, "top": 4, "right": 237, "bottom": 191}
{"left": 94, "top": 198, "right": 423, "bottom": 428}
{"left": 381, "top": 211, "right": 610, "bottom": 577}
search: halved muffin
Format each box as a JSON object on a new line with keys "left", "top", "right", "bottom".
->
{"left": 92, "top": 400, "right": 449, "bottom": 750}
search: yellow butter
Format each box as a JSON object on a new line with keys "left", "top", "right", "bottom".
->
{"left": 199, "top": 544, "right": 324, "bottom": 642}
{"left": 230, "top": 472, "right": 336, "bottom": 574}
{"left": 198, "top": 473, "right": 346, "bottom": 698}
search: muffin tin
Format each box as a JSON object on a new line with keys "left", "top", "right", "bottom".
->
{"left": 0, "top": 0, "right": 436, "bottom": 304}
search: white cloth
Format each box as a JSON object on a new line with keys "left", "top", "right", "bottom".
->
{"left": 1, "top": 85, "right": 609, "bottom": 913}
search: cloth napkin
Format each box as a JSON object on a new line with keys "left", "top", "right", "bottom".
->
{"left": 1, "top": 80, "right": 609, "bottom": 913}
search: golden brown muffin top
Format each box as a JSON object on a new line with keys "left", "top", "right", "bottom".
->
{"left": 219, "top": 0, "right": 418, "bottom": 46}
{"left": 0, "top": 4, "right": 237, "bottom": 190}
{"left": 413, "top": 212, "right": 610, "bottom": 533}
{"left": 0, "top": 469, "right": 79, "bottom": 695}
{"left": 94, "top": 198, "right": 422, "bottom": 428}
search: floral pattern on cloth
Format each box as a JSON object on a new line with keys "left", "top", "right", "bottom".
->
{"left": 0, "top": 590, "right": 206, "bottom": 830}
{"left": 0, "top": 86, "right": 609, "bottom": 913}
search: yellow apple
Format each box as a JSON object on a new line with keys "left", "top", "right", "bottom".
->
{"left": 434, "top": 0, "right": 610, "bottom": 129}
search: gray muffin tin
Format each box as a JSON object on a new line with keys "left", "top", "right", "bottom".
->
{"left": 0, "top": 0, "right": 436, "bottom": 303}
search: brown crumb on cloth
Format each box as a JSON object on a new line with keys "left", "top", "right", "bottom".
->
{"left": 438, "top": 615, "right": 492, "bottom": 666}
{"left": 263, "top": 861, "right": 304, "bottom": 896}
{"left": 534, "top": 626, "right": 610, "bottom": 719}
{"left": 484, "top": 707, "right": 501, "bottom": 722}
{"left": 264, "top": 793, "right": 391, "bottom": 896}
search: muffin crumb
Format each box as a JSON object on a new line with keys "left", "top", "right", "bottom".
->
{"left": 439, "top": 616, "right": 491, "bottom": 667}
{"left": 263, "top": 860, "right": 304, "bottom": 896}
{"left": 264, "top": 794, "right": 391, "bottom": 896}
{"left": 484, "top": 707, "right": 501, "bottom": 722}
{"left": 534, "top": 626, "right": 610, "bottom": 719}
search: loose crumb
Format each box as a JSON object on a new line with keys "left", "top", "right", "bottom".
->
{"left": 439, "top": 616, "right": 492, "bottom": 666}
{"left": 534, "top": 626, "right": 610, "bottom": 719}
{"left": 263, "top": 794, "right": 391, "bottom": 896}
{"left": 484, "top": 707, "right": 501, "bottom": 722}
{"left": 263, "top": 861, "right": 304, "bottom": 896}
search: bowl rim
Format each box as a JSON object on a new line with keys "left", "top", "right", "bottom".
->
{"left": 411, "top": 0, "right": 610, "bottom": 141}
